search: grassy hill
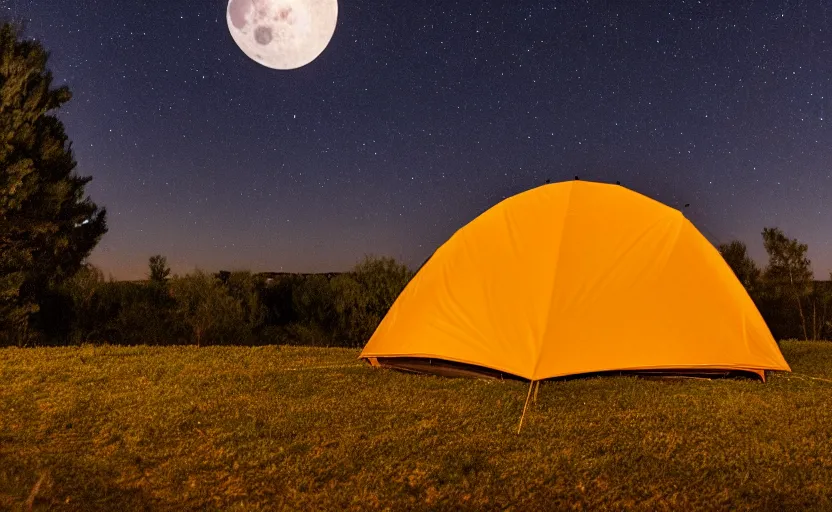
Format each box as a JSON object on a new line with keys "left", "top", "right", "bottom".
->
{"left": 1, "top": 341, "right": 831, "bottom": 510}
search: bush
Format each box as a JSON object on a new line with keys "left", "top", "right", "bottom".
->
{"left": 292, "top": 274, "right": 337, "bottom": 338}
{"left": 169, "top": 270, "right": 250, "bottom": 346}
{"left": 31, "top": 265, "right": 183, "bottom": 346}
{"left": 14, "top": 257, "right": 416, "bottom": 348}
{"left": 108, "top": 282, "right": 187, "bottom": 345}
{"left": 256, "top": 256, "right": 414, "bottom": 347}
{"left": 260, "top": 274, "right": 301, "bottom": 325}
{"left": 55, "top": 263, "right": 106, "bottom": 344}
{"left": 221, "top": 270, "right": 267, "bottom": 332}
{"left": 330, "top": 274, "right": 370, "bottom": 347}
{"left": 45, "top": 268, "right": 273, "bottom": 347}
{"left": 86, "top": 281, "right": 183, "bottom": 345}
{"left": 331, "top": 256, "right": 414, "bottom": 347}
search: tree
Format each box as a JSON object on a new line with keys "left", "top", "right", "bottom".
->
{"left": 59, "top": 262, "right": 104, "bottom": 343}
{"left": 825, "top": 273, "right": 832, "bottom": 340}
{"left": 0, "top": 23, "right": 106, "bottom": 345}
{"left": 169, "top": 270, "right": 247, "bottom": 347}
{"left": 350, "top": 256, "right": 413, "bottom": 324}
{"left": 809, "top": 277, "right": 832, "bottom": 341}
{"left": 148, "top": 254, "right": 171, "bottom": 283}
{"left": 761, "top": 227, "right": 813, "bottom": 341}
{"left": 331, "top": 256, "right": 414, "bottom": 347}
{"left": 292, "top": 274, "right": 336, "bottom": 332}
{"left": 222, "top": 271, "right": 266, "bottom": 328}
{"left": 717, "top": 240, "right": 761, "bottom": 296}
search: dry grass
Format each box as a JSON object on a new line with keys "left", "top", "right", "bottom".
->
{"left": 1, "top": 341, "right": 831, "bottom": 510}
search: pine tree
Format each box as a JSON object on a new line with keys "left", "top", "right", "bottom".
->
{"left": 0, "top": 23, "right": 107, "bottom": 345}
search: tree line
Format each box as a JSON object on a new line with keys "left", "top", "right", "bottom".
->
{"left": 717, "top": 229, "right": 830, "bottom": 341}
{"left": 9, "top": 229, "right": 829, "bottom": 349}
{"left": 19, "top": 254, "right": 413, "bottom": 348}
{"left": 0, "top": 22, "right": 829, "bottom": 347}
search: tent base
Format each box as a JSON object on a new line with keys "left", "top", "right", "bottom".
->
{"left": 370, "top": 357, "right": 766, "bottom": 382}
{"left": 372, "top": 357, "right": 524, "bottom": 380}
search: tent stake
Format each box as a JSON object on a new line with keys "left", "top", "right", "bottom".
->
{"left": 517, "top": 380, "right": 535, "bottom": 434}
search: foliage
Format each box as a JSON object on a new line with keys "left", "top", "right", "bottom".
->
{"left": 0, "top": 23, "right": 107, "bottom": 346}
{"left": 1, "top": 342, "right": 830, "bottom": 510}
{"left": 63, "top": 278, "right": 182, "bottom": 346}
{"left": 331, "top": 256, "right": 415, "bottom": 347}
{"left": 104, "top": 282, "right": 184, "bottom": 345}
{"left": 761, "top": 227, "right": 814, "bottom": 341}
{"left": 259, "top": 274, "right": 300, "bottom": 325}
{"left": 6, "top": 244, "right": 830, "bottom": 348}
{"left": 0, "top": 255, "right": 414, "bottom": 348}
{"left": 291, "top": 274, "right": 336, "bottom": 339}
{"left": 54, "top": 262, "right": 105, "bottom": 344}
{"left": 148, "top": 255, "right": 170, "bottom": 283}
{"left": 352, "top": 255, "right": 415, "bottom": 315}
{"left": 271, "top": 256, "right": 415, "bottom": 347}
{"left": 169, "top": 270, "right": 249, "bottom": 347}
{"left": 808, "top": 277, "right": 832, "bottom": 342}
{"left": 717, "top": 240, "right": 761, "bottom": 297}
{"left": 222, "top": 271, "right": 267, "bottom": 329}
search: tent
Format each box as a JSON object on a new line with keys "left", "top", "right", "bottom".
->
{"left": 359, "top": 180, "right": 791, "bottom": 384}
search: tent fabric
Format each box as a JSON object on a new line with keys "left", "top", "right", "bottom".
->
{"left": 359, "top": 180, "right": 791, "bottom": 381}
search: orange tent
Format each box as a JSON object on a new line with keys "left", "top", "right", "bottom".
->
{"left": 360, "top": 180, "right": 791, "bottom": 382}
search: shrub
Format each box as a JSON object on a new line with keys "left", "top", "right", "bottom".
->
{"left": 291, "top": 274, "right": 336, "bottom": 337}
{"left": 84, "top": 281, "right": 182, "bottom": 345}
{"left": 352, "top": 256, "right": 414, "bottom": 315}
{"left": 331, "top": 256, "right": 414, "bottom": 347}
{"left": 330, "top": 274, "right": 371, "bottom": 347}
{"left": 222, "top": 271, "right": 267, "bottom": 329}
{"left": 256, "top": 256, "right": 413, "bottom": 348}
{"left": 260, "top": 274, "right": 302, "bottom": 325}
{"left": 56, "top": 263, "right": 105, "bottom": 344}
{"left": 111, "top": 282, "right": 186, "bottom": 345}
{"left": 169, "top": 270, "right": 249, "bottom": 346}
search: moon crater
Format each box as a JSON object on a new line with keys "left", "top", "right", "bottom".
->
{"left": 254, "top": 26, "right": 273, "bottom": 45}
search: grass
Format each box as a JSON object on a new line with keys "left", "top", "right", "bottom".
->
{"left": 1, "top": 341, "right": 831, "bottom": 511}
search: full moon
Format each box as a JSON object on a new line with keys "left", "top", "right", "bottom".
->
{"left": 227, "top": 0, "right": 338, "bottom": 70}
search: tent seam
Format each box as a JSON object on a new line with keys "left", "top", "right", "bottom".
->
{"left": 653, "top": 210, "right": 686, "bottom": 284}
{"left": 531, "top": 181, "right": 576, "bottom": 380}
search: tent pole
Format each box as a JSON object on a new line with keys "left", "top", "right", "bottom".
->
{"left": 517, "top": 380, "right": 535, "bottom": 434}
{"left": 533, "top": 380, "right": 540, "bottom": 404}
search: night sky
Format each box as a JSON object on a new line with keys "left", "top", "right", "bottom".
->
{"left": 5, "top": 0, "right": 831, "bottom": 280}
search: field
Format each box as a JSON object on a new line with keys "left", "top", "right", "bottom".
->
{"left": 1, "top": 341, "right": 832, "bottom": 511}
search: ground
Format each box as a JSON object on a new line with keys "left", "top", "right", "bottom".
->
{"left": 1, "top": 341, "right": 831, "bottom": 511}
